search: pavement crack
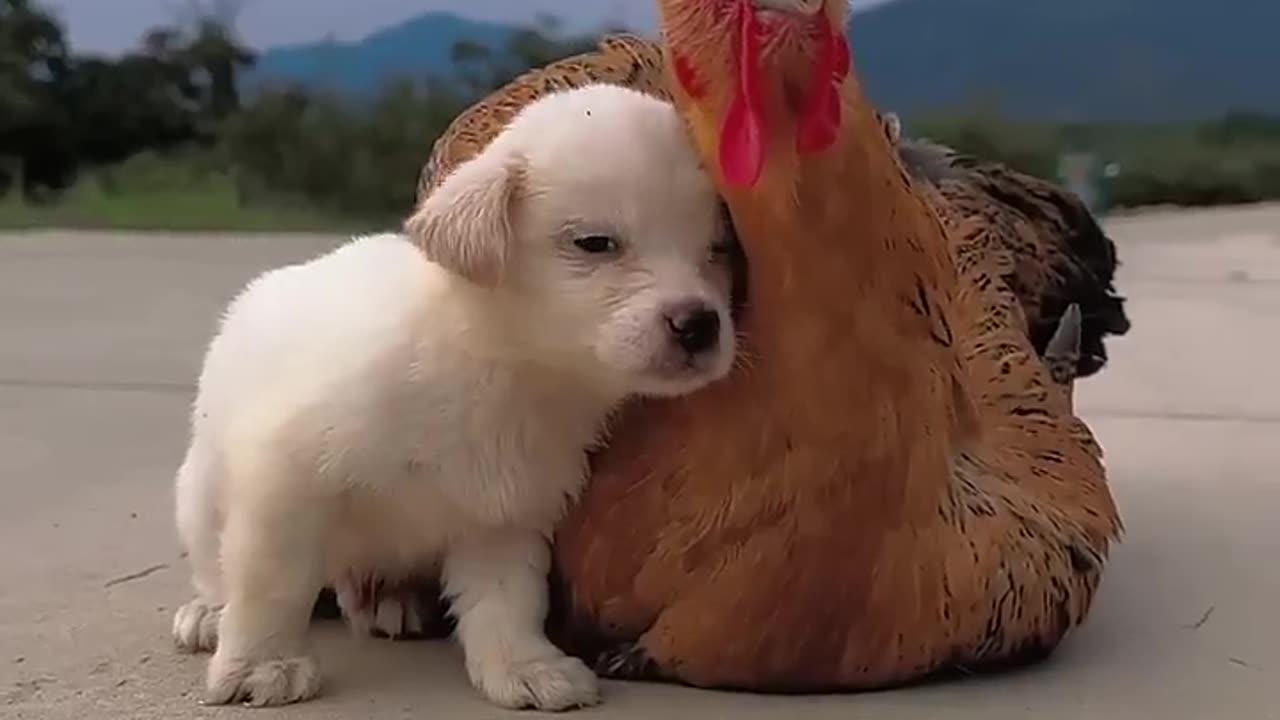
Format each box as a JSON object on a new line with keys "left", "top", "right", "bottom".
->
{"left": 104, "top": 563, "right": 170, "bottom": 588}
{"left": 1183, "top": 606, "right": 1215, "bottom": 630}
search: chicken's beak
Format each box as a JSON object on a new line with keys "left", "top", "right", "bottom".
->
{"left": 750, "top": 0, "right": 824, "bottom": 16}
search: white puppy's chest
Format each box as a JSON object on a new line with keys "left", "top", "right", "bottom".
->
{"left": 322, "top": 363, "right": 607, "bottom": 575}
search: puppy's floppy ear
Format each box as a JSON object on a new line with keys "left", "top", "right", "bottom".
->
{"left": 404, "top": 149, "right": 524, "bottom": 287}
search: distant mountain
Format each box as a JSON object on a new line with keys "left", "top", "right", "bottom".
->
{"left": 245, "top": 12, "right": 516, "bottom": 94}
{"left": 248, "top": 1, "right": 1280, "bottom": 121}
{"left": 849, "top": 0, "right": 1280, "bottom": 121}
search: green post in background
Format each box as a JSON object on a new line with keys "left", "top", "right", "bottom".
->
{"left": 1057, "top": 151, "right": 1120, "bottom": 215}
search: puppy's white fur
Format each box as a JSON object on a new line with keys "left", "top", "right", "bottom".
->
{"left": 171, "top": 84, "right": 735, "bottom": 710}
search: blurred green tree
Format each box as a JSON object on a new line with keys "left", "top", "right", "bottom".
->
{"left": 183, "top": 16, "right": 255, "bottom": 121}
{"left": 0, "top": 0, "right": 73, "bottom": 196}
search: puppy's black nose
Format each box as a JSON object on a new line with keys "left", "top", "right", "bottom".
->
{"left": 666, "top": 302, "right": 721, "bottom": 355}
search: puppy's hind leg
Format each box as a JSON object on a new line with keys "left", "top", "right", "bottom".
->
{"left": 444, "top": 529, "right": 600, "bottom": 711}
{"left": 203, "top": 451, "right": 327, "bottom": 707}
{"left": 173, "top": 438, "right": 225, "bottom": 654}
{"left": 334, "top": 573, "right": 453, "bottom": 641}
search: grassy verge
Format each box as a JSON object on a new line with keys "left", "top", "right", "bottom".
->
{"left": 0, "top": 154, "right": 378, "bottom": 234}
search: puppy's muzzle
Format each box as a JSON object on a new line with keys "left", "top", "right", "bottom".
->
{"left": 664, "top": 300, "right": 722, "bottom": 356}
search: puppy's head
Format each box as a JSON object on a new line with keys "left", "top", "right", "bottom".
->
{"left": 406, "top": 84, "right": 736, "bottom": 398}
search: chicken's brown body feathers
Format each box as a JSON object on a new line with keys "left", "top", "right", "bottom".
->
{"left": 551, "top": 88, "right": 1119, "bottom": 689}
{"left": 403, "top": 33, "right": 1123, "bottom": 691}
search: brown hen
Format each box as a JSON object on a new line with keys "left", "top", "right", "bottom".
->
{"left": 541, "top": 0, "right": 1123, "bottom": 690}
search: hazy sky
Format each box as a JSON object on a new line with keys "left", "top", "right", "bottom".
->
{"left": 46, "top": 0, "right": 890, "bottom": 54}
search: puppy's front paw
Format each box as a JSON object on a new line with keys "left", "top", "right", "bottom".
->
{"left": 172, "top": 599, "right": 220, "bottom": 653}
{"left": 474, "top": 654, "right": 600, "bottom": 711}
{"left": 203, "top": 654, "right": 321, "bottom": 707}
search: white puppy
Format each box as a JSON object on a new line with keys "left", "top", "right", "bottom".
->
{"left": 170, "top": 84, "right": 736, "bottom": 711}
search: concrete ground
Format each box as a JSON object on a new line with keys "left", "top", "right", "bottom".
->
{"left": 2, "top": 204, "right": 1277, "bottom": 719}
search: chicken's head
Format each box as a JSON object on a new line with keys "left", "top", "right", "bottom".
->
{"left": 657, "top": 0, "right": 852, "bottom": 189}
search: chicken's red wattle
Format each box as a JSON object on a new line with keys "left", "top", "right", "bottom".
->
{"left": 673, "top": 52, "right": 705, "bottom": 99}
{"left": 796, "top": 12, "right": 848, "bottom": 154}
{"left": 720, "top": 0, "right": 766, "bottom": 187}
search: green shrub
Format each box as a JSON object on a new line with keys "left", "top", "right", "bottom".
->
{"left": 222, "top": 79, "right": 468, "bottom": 224}
{"left": 907, "top": 109, "right": 1280, "bottom": 210}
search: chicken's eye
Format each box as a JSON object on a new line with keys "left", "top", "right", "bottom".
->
{"left": 574, "top": 235, "right": 619, "bottom": 254}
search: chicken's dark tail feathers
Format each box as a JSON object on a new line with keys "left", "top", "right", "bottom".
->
{"left": 885, "top": 115, "right": 1132, "bottom": 379}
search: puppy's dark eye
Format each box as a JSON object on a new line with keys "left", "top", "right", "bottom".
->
{"left": 574, "top": 235, "right": 618, "bottom": 254}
